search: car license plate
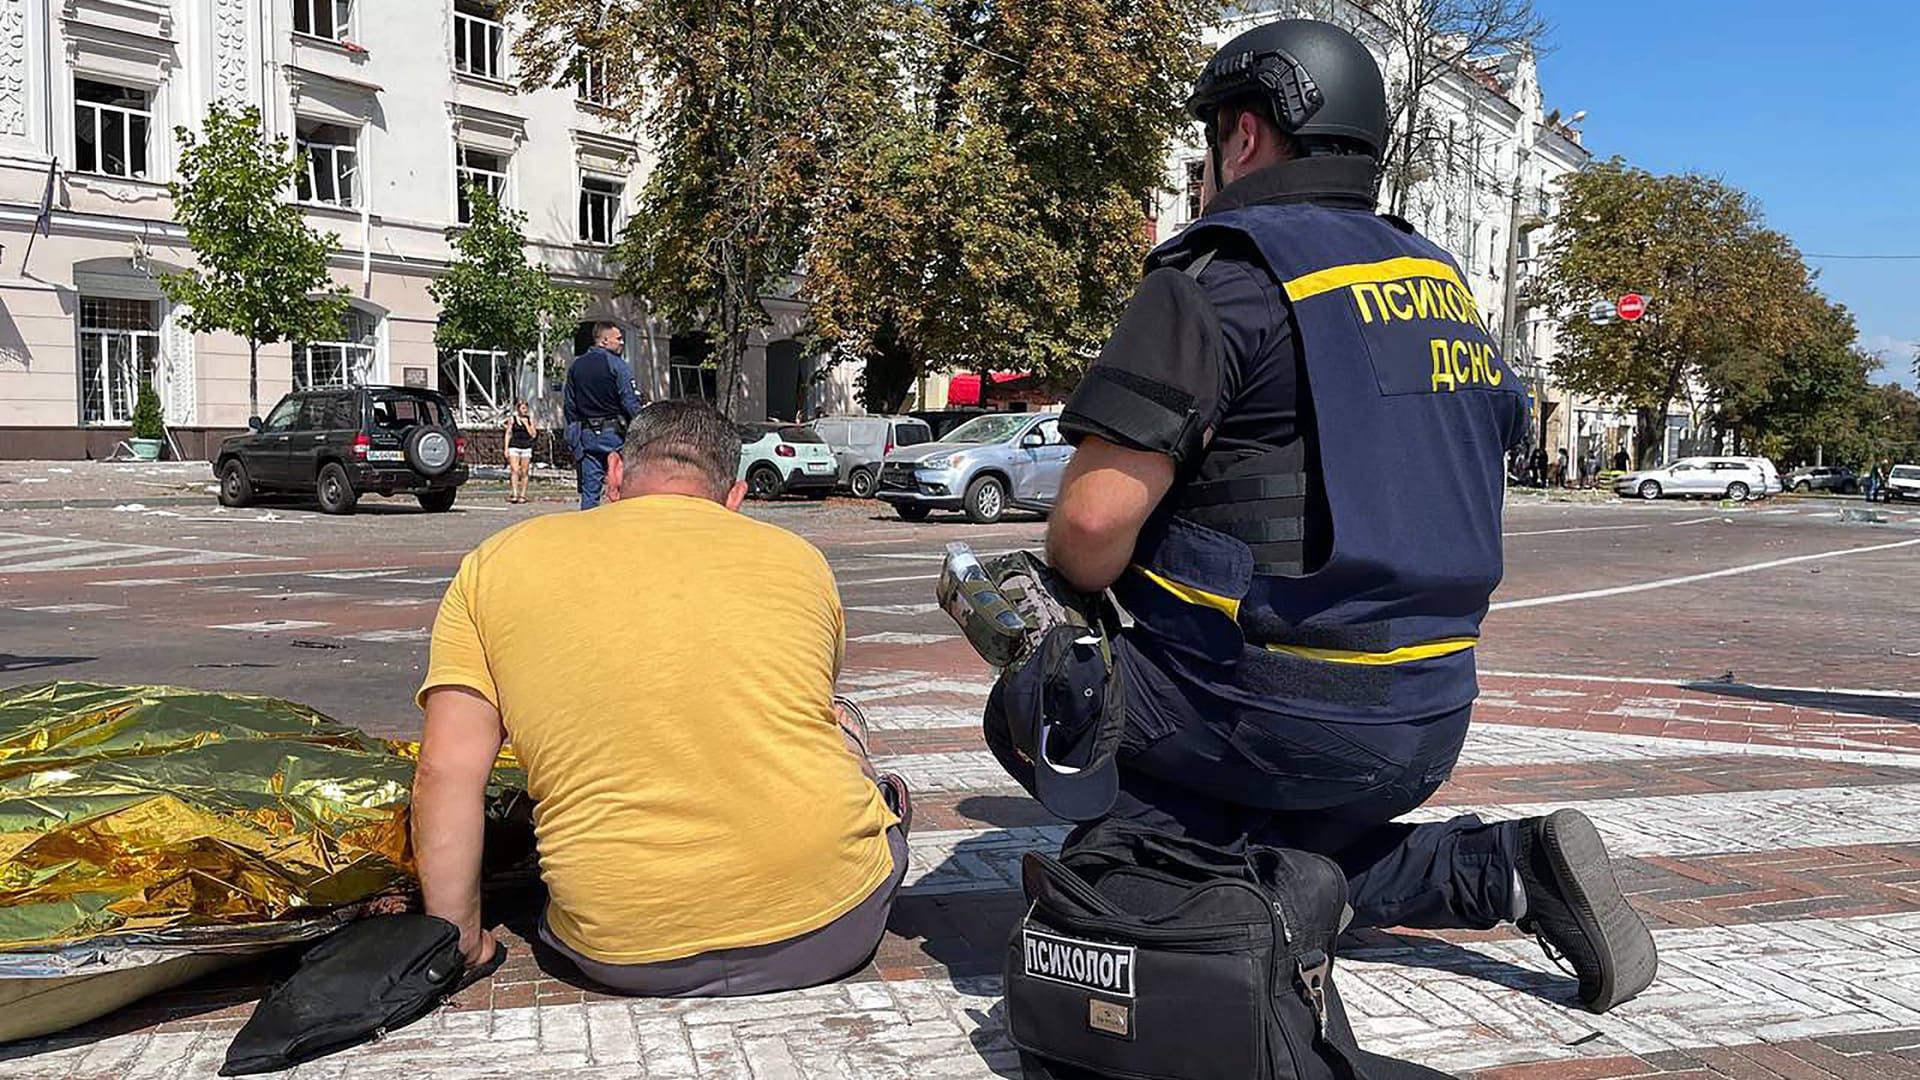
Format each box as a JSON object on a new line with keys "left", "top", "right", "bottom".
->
{"left": 806, "top": 461, "right": 833, "bottom": 473}
{"left": 366, "top": 450, "right": 404, "bottom": 462}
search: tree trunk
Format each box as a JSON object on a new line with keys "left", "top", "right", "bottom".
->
{"left": 1634, "top": 403, "right": 1667, "bottom": 468}
{"left": 248, "top": 339, "right": 259, "bottom": 419}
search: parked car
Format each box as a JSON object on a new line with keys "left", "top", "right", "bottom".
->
{"left": 216, "top": 386, "right": 468, "bottom": 515}
{"left": 1732, "top": 456, "right": 1782, "bottom": 496}
{"left": 1613, "top": 457, "right": 1767, "bottom": 502}
{"left": 1875, "top": 464, "right": 1920, "bottom": 502}
{"left": 1783, "top": 465, "right": 1859, "bottom": 494}
{"left": 876, "top": 412, "right": 1073, "bottom": 524}
{"left": 737, "top": 422, "right": 838, "bottom": 499}
{"left": 808, "top": 415, "right": 934, "bottom": 498}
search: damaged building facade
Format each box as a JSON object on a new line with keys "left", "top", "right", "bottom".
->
{"left": 0, "top": 0, "right": 853, "bottom": 460}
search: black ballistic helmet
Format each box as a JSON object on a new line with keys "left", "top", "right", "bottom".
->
{"left": 1187, "top": 19, "right": 1389, "bottom": 160}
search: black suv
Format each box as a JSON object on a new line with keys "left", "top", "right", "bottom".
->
{"left": 215, "top": 387, "right": 469, "bottom": 514}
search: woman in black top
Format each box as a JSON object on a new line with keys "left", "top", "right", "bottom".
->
{"left": 504, "top": 401, "right": 537, "bottom": 503}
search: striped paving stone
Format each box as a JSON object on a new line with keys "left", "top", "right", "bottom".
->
{"left": 14, "top": 914, "right": 1920, "bottom": 1080}
{"left": 7, "top": 672, "right": 1920, "bottom": 1079}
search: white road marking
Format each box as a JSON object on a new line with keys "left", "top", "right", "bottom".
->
{"left": 364, "top": 597, "right": 439, "bottom": 607}
{"left": 304, "top": 569, "right": 408, "bottom": 580}
{"left": 387, "top": 575, "right": 454, "bottom": 585}
{"left": 1505, "top": 518, "right": 1717, "bottom": 537}
{"left": 1480, "top": 669, "right": 1920, "bottom": 700}
{"left": 849, "top": 602, "right": 943, "bottom": 616}
{"left": 1490, "top": 536, "right": 1920, "bottom": 611}
{"left": 838, "top": 574, "right": 937, "bottom": 586}
{"left": 850, "top": 632, "right": 957, "bottom": 646}
{"left": 14, "top": 602, "right": 123, "bottom": 614}
{"left": 0, "top": 533, "right": 285, "bottom": 574}
{"left": 897, "top": 782, "right": 1920, "bottom": 895}
{"left": 209, "top": 619, "right": 332, "bottom": 632}
{"left": 343, "top": 628, "right": 433, "bottom": 643}
{"left": 86, "top": 578, "right": 182, "bottom": 587}
{"left": 873, "top": 722, "right": 1920, "bottom": 796}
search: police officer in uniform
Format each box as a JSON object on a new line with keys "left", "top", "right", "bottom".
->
{"left": 985, "top": 20, "right": 1657, "bottom": 1013}
{"left": 564, "top": 321, "right": 646, "bottom": 510}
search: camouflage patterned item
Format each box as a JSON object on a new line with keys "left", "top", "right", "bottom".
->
{"left": 937, "top": 545, "right": 1116, "bottom": 673}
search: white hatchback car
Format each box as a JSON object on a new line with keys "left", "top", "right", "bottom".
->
{"left": 1614, "top": 457, "right": 1768, "bottom": 501}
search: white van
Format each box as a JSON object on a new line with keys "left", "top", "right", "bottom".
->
{"left": 808, "top": 415, "right": 935, "bottom": 497}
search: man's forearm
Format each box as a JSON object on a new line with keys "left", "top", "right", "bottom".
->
{"left": 1045, "top": 436, "right": 1177, "bottom": 592}
{"left": 413, "top": 764, "right": 488, "bottom": 940}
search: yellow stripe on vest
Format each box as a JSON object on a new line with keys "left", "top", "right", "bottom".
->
{"left": 1133, "top": 565, "right": 1473, "bottom": 665}
{"left": 1131, "top": 565, "right": 1241, "bottom": 621}
{"left": 1282, "top": 257, "right": 1465, "bottom": 303}
{"left": 1265, "top": 637, "right": 1477, "bottom": 666}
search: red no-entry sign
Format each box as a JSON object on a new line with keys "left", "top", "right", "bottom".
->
{"left": 1617, "top": 293, "right": 1647, "bottom": 321}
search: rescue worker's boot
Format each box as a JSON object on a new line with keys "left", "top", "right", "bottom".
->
{"left": 1515, "top": 809, "right": 1658, "bottom": 1013}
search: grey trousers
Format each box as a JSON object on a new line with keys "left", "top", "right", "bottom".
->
{"left": 538, "top": 825, "right": 908, "bottom": 997}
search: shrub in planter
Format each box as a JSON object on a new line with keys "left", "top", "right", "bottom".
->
{"left": 131, "top": 380, "right": 166, "bottom": 441}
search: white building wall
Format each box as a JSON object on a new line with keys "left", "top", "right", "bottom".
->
{"left": 0, "top": 0, "right": 817, "bottom": 457}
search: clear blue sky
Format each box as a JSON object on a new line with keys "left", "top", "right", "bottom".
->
{"left": 1532, "top": 0, "right": 1920, "bottom": 388}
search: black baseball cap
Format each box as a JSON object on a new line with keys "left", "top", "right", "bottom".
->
{"left": 1002, "top": 624, "right": 1127, "bottom": 822}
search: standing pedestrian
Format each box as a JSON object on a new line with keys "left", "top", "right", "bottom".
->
{"left": 1612, "top": 446, "right": 1630, "bottom": 472}
{"left": 504, "top": 401, "right": 537, "bottom": 504}
{"left": 1584, "top": 447, "right": 1601, "bottom": 486}
{"left": 1529, "top": 444, "right": 1549, "bottom": 487}
{"left": 1553, "top": 447, "right": 1569, "bottom": 488}
{"left": 563, "top": 322, "right": 645, "bottom": 510}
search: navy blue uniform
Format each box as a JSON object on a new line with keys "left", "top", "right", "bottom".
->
{"left": 988, "top": 156, "right": 1530, "bottom": 931}
{"left": 563, "top": 345, "right": 645, "bottom": 509}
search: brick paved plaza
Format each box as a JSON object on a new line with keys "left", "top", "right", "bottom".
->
{"left": 2, "top": 466, "right": 1919, "bottom": 1079}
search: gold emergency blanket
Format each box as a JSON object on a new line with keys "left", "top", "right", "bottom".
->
{"left": 0, "top": 681, "right": 518, "bottom": 954}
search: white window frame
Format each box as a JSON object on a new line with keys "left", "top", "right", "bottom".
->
{"left": 442, "top": 347, "right": 516, "bottom": 420}
{"left": 453, "top": 2, "right": 506, "bottom": 81}
{"left": 295, "top": 308, "right": 381, "bottom": 390}
{"left": 73, "top": 78, "right": 153, "bottom": 182}
{"left": 293, "top": 0, "right": 353, "bottom": 42}
{"left": 296, "top": 120, "right": 360, "bottom": 208}
{"left": 578, "top": 172, "right": 622, "bottom": 245}
{"left": 670, "top": 362, "right": 714, "bottom": 402}
{"left": 1183, "top": 159, "right": 1204, "bottom": 222}
{"left": 456, "top": 145, "right": 509, "bottom": 223}
{"left": 577, "top": 57, "right": 610, "bottom": 105}
{"left": 77, "top": 298, "right": 161, "bottom": 426}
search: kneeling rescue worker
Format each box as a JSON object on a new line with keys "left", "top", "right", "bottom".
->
{"left": 982, "top": 19, "right": 1657, "bottom": 1013}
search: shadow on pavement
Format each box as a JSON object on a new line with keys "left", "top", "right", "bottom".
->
{"left": 0, "top": 653, "right": 96, "bottom": 674}
{"left": 1339, "top": 928, "right": 1586, "bottom": 1010}
{"left": 1687, "top": 681, "right": 1920, "bottom": 724}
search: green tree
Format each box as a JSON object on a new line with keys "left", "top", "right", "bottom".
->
{"left": 1700, "top": 295, "right": 1878, "bottom": 466}
{"left": 1537, "top": 159, "right": 1816, "bottom": 466}
{"left": 428, "top": 185, "right": 582, "bottom": 393}
{"left": 509, "top": 0, "right": 883, "bottom": 418}
{"left": 158, "top": 103, "right": 348, "bottom": 419}
{"left": 805, "top": 0, "right": 1214, "bottom": 411}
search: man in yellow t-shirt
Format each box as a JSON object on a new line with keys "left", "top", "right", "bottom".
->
{"left": 412, "top": 400, "right": 908, "bottom": 997}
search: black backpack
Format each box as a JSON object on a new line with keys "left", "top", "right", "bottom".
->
{"left": 1004, "top": 822, "right": 1453, "bottom": 1080}
{"left": 221, "top": 915, "right": 505, "bottom": 1075}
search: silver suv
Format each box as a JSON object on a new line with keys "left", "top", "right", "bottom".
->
{"left": 876, "top": 412, "right": 1073, "bottom": 523}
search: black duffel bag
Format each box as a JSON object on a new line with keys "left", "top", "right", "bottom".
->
{"left": 1004, "top": 821, "right": 1452, "bottom": 1080}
